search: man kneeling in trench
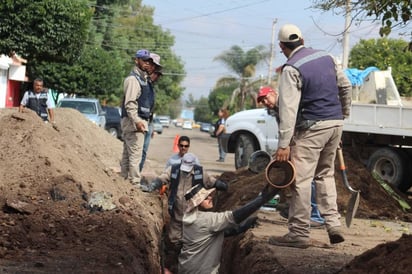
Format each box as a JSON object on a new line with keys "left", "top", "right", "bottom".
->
{"left": 177, "top": 183, "right": 278, "bottom": 274}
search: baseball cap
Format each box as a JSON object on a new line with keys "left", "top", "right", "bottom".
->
{"left": 150, "top": 53, "right": 162, "bottom": 67}
{"left": 278, "top": 24, "right": 303, "bottom": 43}
{"left": 180, "top": 153, "right": 198, "bottom": 172}
{"left": 257, "top": 86, "right": 275, "bottom": 103}
{"left": 135, "top": 49, "right": 151, "bottom": 60}
{"left": 184, "top": 184, "right": 216, "bottom": 213}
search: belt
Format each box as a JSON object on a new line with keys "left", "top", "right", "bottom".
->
{"left": 295, "top": 120, "right": 317, "bottom": 130}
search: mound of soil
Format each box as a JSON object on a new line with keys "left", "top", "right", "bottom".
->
{"left": 0, "top": 107, "right": 411, "bottom": 274}
{"left": 0, "top": 109, "right": 163, "bottom": 273}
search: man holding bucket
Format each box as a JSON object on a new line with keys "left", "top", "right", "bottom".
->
{"left": 263, "top": 24, "right": 351, "bottom": 248}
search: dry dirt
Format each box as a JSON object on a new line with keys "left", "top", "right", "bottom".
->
{"left": 1, "top": 108, "right": 412, "bottom": 274}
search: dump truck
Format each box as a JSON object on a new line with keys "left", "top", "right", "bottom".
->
{"left": 221, "top": 68, "right": 412, "bottom": 191}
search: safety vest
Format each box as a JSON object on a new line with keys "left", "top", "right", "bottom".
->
{"left": 27, "top": 91, "right": 49, "bottom": 121}
{"left": 168, "top": 164, "right": 204, "bottom": 217}
{"left": 121, "top": 71, "right": 154, "bottom": 120}
{"left": 283, "top": 47, "right": 343, "bottom": 122}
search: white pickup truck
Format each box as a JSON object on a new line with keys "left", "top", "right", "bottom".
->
{"left": 221, "top": 69, "right": 412, "bottom": 191}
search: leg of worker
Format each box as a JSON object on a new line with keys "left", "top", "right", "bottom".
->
{"left": 140, "top": 125, "right": 152, "bottom": 172}
{"left": 288, "top": 130, "right": 321, "bottom": 238}
{"left": 314, "top": 126, "right": 343, "bottom": 230}
{"left": 123, "top": 131, "right": 144, "bottom": 185}
{"left": 120, "top": 141, "right": 129, "bottom": 179}
{"left": 310, "top": 180, "right": 325, "bottom": 224}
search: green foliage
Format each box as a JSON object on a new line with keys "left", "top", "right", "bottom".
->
{"left": 193, "top": 97, "right": 213, "bottom": 122}
{"left": 0, "top": 0, "right": 186, "bottom": 108}
{"left": 311, "top": 0, "right": 411, "bottom": 36}
{"left": 208, "top": 83, "right": 237, "bottom": 116}
{"left": 0, "top": 0, "right": 92, "bottom": 66}
{"left": 214, "top": 45, "right": 269, "bottom": 111}
{"left": 349, "top": 38, "right": 412, "bottom": 96}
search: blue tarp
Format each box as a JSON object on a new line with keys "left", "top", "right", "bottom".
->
{"left": 344, "top": 67, "right": 379, "bottom": 86}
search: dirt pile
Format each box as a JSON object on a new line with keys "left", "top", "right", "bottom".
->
{"left": 0, "top": 108, "right": 163, "bottom": 273}
{"left": 1, "top": 107, "right": 412, "bottom": 274}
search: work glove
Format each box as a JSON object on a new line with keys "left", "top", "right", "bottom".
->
{"left": 260, "top": 183, "right": 278, "bottom": 202}
{"left": 141, "top": 178, "right": 162, "bottom": 193}
{"left": 224, "top": 216, "right": 258, "bottom": 237}
{"left": 215, "top": 180, "right": 228, "bottom": 191}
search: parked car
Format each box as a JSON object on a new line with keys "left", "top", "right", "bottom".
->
{"left": 200, "top": 122, "right": 212, "bottom": 132}
{"left": 152, "top": 117, "right": 163, "bottom": 134}
{"left": 102, "top": 106, "right": 122, "bottom": 139}
{"left": 157, "top": 115, "right": 171, "bottom": 128}
{"left": 182, "top": 120, "right": 193, "bottom": 130}
{"left": 58, "top": 98, "right": 106, "bottom": 128}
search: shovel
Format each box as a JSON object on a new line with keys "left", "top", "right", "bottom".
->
{"left": 337, "top": 145, "right": 361, "bottom": 228}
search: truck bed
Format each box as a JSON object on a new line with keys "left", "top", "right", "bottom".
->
{"left": 344, "top": 103, "right": 412, "bottom": 137}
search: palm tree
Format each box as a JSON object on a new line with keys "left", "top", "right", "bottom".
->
{"left": 214, "top": 45, "right": 269, "bottom": 111}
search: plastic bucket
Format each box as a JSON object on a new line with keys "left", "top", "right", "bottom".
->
{"left": 248, "top": 150, "right": 271, "bottom": 174}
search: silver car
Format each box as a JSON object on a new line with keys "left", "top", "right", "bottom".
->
{"left": 57, "top": 98, "right": 106, "bottom": 128}
{"left": 152, "top": 117, "right": 163, "bottom": 134}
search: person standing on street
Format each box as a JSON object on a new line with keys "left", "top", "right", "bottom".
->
{"left": 19, "top": 78, "right": 55, "bottom": 123}
{"left": 139, "top": 52, "right": 163, "bottom": 172}
{"left": 215, "top": 108, "right": 229, "bottom": 162}
{"left": 120, "top": 49, "right": 153, "bottom": 187}
{"left": 267, "top": 24, "right": 351, "bottom": 248}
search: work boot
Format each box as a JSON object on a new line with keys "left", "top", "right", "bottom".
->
{"left": 328, "top": 227, "right": 345, "bottom": 244}
{"left": 268, "top": 233, "right": 310, "bottom": 249}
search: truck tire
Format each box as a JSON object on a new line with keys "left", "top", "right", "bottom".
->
{"left": 367, "top": 147, "right": 410, "bottom": 191}
{"left": 234, "top": 134, "right": 256, "bottom": 169}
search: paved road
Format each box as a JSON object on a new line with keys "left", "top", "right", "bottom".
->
{"left": 142, "top": 125, "right": 235, "bottom": 177}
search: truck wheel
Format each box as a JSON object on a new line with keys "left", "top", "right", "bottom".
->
{"left": 367, "top": 147, "right": 409, "bottom": 191}
{"left": 234, "top": 134, "right": 256, "bottom": 169}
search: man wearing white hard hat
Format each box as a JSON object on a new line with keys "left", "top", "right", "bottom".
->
{"left": 268, "top": 24, "right": 351, "bottom": 248}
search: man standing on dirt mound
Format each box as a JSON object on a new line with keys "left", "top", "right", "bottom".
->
{"left": 268, "top": 24, "right": 351, "bottom": 248}
{"left": 120, "top": 49, "right": 153, "bottom": 187}
{"left": 139, "top": 52, "right": 163, "bottom": 172}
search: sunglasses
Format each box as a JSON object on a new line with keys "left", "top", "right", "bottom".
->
{"left": 179, "top": 144, "right": 189, "bottom": 148}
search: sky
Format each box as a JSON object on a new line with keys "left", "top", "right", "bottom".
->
{"left": 143, "top": 0, "right": 407, "bottom": 100}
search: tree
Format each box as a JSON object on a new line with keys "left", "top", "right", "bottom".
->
{"left": 193, "top": 97, "right": 213, "bottom": 123}
{"left": 311, "top": 0, "right": 411, "bottom": 36}
{"left": 0, "top": 0, "right": 186, "bottom": 107}
{"left": 349, "top": 38, "right": 412, "bottom": 96}
{"left": 214, "top": 45, "right": 269, "bottom": 111}
{"left": 0, "top": 0, "right": 92, "bottom": 66}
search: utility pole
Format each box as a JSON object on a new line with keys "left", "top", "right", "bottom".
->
{"left": 268, "top": 18, "right": 277, "bottom": 84}
{"left": 342, "top": 0, "right": 351, "bottom": 69}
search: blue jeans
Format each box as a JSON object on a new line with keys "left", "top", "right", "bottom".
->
{"left": 311, "top": 181, "right": 325, "bottom": 224}
{"left": 139, "top": 124, "right": 153, "bottom": 172}
{"left": 218, "top": 136, "right": 226, "bottom": 160}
